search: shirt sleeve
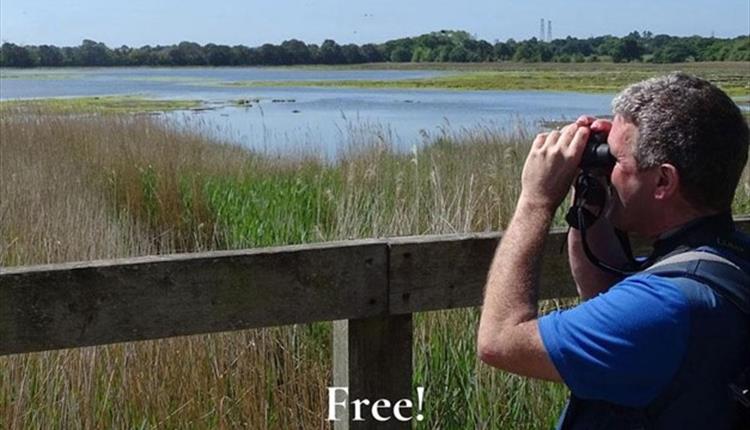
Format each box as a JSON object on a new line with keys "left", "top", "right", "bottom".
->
{"left": 538, "top": 274, "right": 691, "bottom": 407}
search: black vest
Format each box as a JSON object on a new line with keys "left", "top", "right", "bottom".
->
{"left": 557, "top": 213, "right": 750, "bottom": 429}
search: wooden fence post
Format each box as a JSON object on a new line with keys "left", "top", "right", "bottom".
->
{"left": 333, "top": 315, "right": 413, "bottom": 430}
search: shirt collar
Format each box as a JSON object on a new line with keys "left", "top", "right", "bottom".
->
{"left": 650, "top": 211, "right": 735, "bottom": 261}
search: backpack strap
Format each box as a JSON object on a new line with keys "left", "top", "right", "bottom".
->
{"left": 643, "top": 250, "right": 750, "bottom": 315}
{"left": 642, "top": 249, "right": 750, "bottom": 421}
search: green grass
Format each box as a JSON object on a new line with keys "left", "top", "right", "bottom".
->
{"left": 0, "top": 95, "right": 202, "bottom": 114}
{"left": 0, "top": 110, "right": 561, "bottom": 429}
{"left": 1, "top": 105, "right": 748, "bottom": 429}
{"left": 414, "top": 308, "right": 569, "bottom": 429}
{"left": 222, "top": 62, "right": 750, "bottom": 96}
{"left": 223, "top": 70, "right": 638, "bottom": 93}
{"left": 205, "top": 171, "right": 337, "bottom": 248}
{"left": 0, "top": 69, "right": 84, "bottom": 80}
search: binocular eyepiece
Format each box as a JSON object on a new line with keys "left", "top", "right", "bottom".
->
{"left": 580, "top": 132, "right": 615, "bottom": 170}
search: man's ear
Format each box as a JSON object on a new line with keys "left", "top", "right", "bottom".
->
{"left": 654, "top": 163, "right": 680, "bottom": 200}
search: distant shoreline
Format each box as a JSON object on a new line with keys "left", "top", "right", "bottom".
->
{"left": 2, "top": 62, "right": 747, "bottom": 105}
{"left": 219, "top": 62, "right": 749, "bottom": 96}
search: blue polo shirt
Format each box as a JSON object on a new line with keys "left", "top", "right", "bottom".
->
{"left": 538, "top": 273, "right": 692, "bottom": 407}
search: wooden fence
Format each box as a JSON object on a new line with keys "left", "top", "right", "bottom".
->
{"left": 2, "top": 217, "right": 748, "bottom": 429}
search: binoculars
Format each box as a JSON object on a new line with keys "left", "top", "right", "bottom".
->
{"left": 581, "top": 132, "right": 615, "bottom": 170}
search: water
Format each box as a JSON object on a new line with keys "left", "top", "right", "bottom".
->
{"left": 0, "top": 67, "right": 616, "bottom": 154}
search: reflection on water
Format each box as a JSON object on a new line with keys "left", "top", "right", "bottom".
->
{"left": 162, "top": 86, "right": 615, "bottom": 156}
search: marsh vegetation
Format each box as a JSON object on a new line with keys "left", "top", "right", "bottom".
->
{"left": 1, "top": 63, "right": 748, "bottom": 429}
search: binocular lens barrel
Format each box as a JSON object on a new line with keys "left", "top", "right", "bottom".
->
{"left": 580, "top": 133, "right": 615, "bottom": 169}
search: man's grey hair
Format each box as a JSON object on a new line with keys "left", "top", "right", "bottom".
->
{"left": 612, "top": 72, "right": 749, "bottom": 211}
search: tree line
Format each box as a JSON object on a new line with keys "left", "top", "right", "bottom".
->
{"left": 1, "top": 30, "right": 748, "bottom": 68}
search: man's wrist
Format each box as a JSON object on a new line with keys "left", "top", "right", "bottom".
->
{"left": 516, "top": 195, "right": 557, "bottom": 222}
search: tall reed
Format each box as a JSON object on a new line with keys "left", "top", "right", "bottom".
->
{"left": 1, "top": 108, "right": 747, "bottom": 429}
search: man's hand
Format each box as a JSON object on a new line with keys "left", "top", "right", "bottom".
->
{"left": 519, "top": 123, "right": 590, "bottom": 213}
{"left": 575, "top": 115, "right": 612, "bottom": 132}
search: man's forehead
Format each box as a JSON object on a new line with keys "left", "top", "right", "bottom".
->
{"left": 613, "top": 114, "right": 635, "bottom": 127}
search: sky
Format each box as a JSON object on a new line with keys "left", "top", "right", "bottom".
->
{"left": 1, "top": 0, "right": 748, "bottom": 48}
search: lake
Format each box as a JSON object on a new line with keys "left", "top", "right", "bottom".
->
{"left": 0, "top": 67, "right": 616, "bottom": 155}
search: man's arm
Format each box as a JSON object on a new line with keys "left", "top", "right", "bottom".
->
{"left": 477, "top": 123, "right": 589, "bottom": 381}
{"left": 477, "top": 198, "right": 561, "bottom": 380}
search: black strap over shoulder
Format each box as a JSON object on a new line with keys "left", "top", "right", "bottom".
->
{"left": 642, "top": 243, "right": 750, "bottom": 419}
{"left": 643, "top": 250, "right": 750, "bottom": 315}
{"left": 640, "top": 212, "right": 750, "bottom": 315}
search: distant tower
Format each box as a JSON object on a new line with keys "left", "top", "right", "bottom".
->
{"left": 540, "top": 18, "right": 545, "bottom": 41}
{"left": 547, "top": 20, "right": 552, "bottom": 41}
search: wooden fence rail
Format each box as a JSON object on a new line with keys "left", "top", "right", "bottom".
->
{"left": 2, "top": 216, "right": 748, "bottom": 429}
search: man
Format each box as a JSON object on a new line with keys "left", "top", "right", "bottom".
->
{"left": 477, "top": 72, "right": 750, "bottom": 428}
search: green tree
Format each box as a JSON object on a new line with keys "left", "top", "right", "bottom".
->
{"left": 257, "top": 43, "right": 289, "bottom": 65}
{"left": 341, "top": 44, "right": 365, "bottom": 64}
{"left": 232, "top": 45, "right": 256, "bottom": 65}
{"left": 170, "top": 41, "right": 206, "bottom": 65}
{"left": 390, "top": 46, "right": 412, "bottom": 62}
{"left": 127, "top": 45, "right": 160, "bottom": 66}
{"left": 493, "top": 42, "right": 514, "bottom": 61}
{"left": 61, "top": 47, "right": 76, "bottom": 66}
{"left": 414, "top": 33, "right": 444, "bottom": 50}
{"left": 78, "top": 39, "right": 113, "bottom": 66}
{"left": 726, "top": 37, "right": 750, "bottom": 61}
{"left": 281, "top": 39, "right": 312, "bottom": 64}
{"left": 411, "top": 46, "right": 434, "bottom": 62}
{"left": 383, "top": 37, "right": 414, "bottom": 62}
{"left": 612, "top": 37, "right": 643, "bottom": 62}
{"left": 652, "top": 40, "right": 696, "bottom": 62}
{"left": 307, "top": 44, "right": 321, "bottom": 62}
{"left": 151, "top": 46, "right": 173, "bottom": 65}
{"left": 513, "top": 42, "right": 535, "bottom": 61}
{"left": 319, "top": 39, "right": 344, "bottom": 64}
{"left": 0, "top": 31, "right": 746, "bottom": 68}
{"left": 594, "top": 35, "right": 621, "bottom": 58}
{"left": 110, "top": 45, "right": 133, "bottom": 66}
{"left": 361, "top": 44, "right": 384, "bottom": 62}
{"left": 438, "top": 30, "right": 473, "bottom": 45}
{"left": 474, "top": 40, "right": 494, "bottom": 61}
{"left": 558, "top": 37, "right": 593, "bottom": 57}
{"left": 448, "top": 46, "right": 469, "bottom": 62}
{"left": 0, "top": 43, "right": 38, "bottom": 67}
{"left": 434, "top": 45, "right": 452, "bottom": 62}
{"left": 37, "top": 45, "right": 64, "bottom": 67}
{"left": 204, "top": 44, "right": 233, "bottom": 66}
{"left": 512, "top": 39, "right": 551, "bottom": 62}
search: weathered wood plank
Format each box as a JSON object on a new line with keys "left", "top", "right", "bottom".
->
{"left": 388, "top": 232, "right": 500, "bottom": 315}
{"left": 333, "top": 315, "right": 413, "bottom": 430}
{"left": 2, "top": 217, "right": 748, "bottom": 355}
{"left": 388, "top": 229, "right": 575, "bottom": 315}
{"left": 0, "top": 240, "right": 388, "bottom": 355}
{"left": 389, "top": 216, "right": 750, "bottom": 315}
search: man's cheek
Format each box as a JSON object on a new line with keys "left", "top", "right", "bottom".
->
{"left": 607, "top": 194, "right": 628, "bottom": 230}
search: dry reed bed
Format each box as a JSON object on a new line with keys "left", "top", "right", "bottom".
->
{"left": 1, "top": 109, "right": 747, "bottom": 429}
